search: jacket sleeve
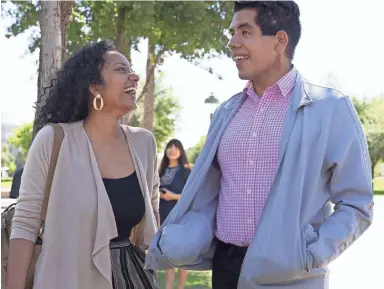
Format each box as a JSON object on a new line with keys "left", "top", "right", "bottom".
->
{"left": 10, "top": 126, "right": 54, "bottom": 242}
{"left": 307, "top": 96, "right": 374, "bottom": 269}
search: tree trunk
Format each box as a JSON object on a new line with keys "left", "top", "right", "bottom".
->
{"left": 142, "top": 42, "right": 156, "bottom": 131}
{"left": 371, "top": 157, "right": 378, "bottom": 180}
{"left": 120, "top": 41, "right": 132, "bottom": 126}
{"left": 36, "top": 44, "right": 43, "bottom": 105}
{"left": 116, "top": 7, "right": 127, "bottom": 55}
{"left": 59, "top": 0, "right": 74, "bottom": 60}
{"left": 33, "top": 0, "right": 62, "bottom": 137}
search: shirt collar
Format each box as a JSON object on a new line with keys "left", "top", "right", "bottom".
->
{"left": 242, "top": 67, "right": 297, "bottom": 99}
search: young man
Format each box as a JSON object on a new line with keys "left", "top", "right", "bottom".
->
{"left": 145, "top": 1, "right": 374, "bottom": 289}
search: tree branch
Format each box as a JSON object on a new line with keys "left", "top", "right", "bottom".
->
{"left": 115, "top": 6, "right": 127, "bottom": 53}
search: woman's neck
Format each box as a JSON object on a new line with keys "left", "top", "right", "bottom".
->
{"left": 83, "top": 112, "right": 123, "bottom": 145}
{"left": 168, "top": 160, "right": 179, "bottom": 168}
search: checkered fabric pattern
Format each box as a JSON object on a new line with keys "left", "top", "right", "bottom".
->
{"left": 215, "top": 68, "right": 297, "bottom": 246}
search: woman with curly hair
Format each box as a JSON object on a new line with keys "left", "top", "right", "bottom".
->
{"left": 6, "top": 40, "right": 160, "bottom": 289}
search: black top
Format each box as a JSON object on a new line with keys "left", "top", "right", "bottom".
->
{"left": 159, "top": 165, "right": 190, "bottom": 224}
{"left": 103, "top": 172, "right": 145, "bottom": 242}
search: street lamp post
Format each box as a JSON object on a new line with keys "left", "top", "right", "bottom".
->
{"left": 204, "top": 92, "right": 219, "bottom": 122}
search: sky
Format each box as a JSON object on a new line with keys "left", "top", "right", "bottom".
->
{"left": 1, "top": 0, "right": 384, "bottom": 149}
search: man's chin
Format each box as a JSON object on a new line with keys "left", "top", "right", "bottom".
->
{"left": 238, "top": 71, "right": 252, "bottom": 80}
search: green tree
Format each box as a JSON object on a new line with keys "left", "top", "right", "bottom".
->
{"left": 4, "top": 1, "right": 233, "bottom": 131}
{"left": 353, "top": 95, "right": 384, "bottom": 177}
{"left": 1, "top": 144, "right": 16, "bottom": 176}
{"left": 153, "top": 91, "right": 180, "bottom": 152}
{"left": 7, "top": 123, "right": 33, "bottom": 165}
{"left": 131, "top": 77, "right": 180, "bottom": 151}
{"left": 187, "top": 136, "right": 207, "bottom": 165}
{"left": 138, "top": 1, "right": 232, "bottom": 130}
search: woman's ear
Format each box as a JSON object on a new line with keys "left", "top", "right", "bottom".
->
{"left": 89, "top": 83, "right": 99, "bottom": 98}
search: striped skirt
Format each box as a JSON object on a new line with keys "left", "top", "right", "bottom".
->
{"left": 110, "top": 240, "right": 159, "bottom": 289}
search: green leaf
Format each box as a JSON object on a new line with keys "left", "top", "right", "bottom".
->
{"left": 7, "top": 122, "right": 33, "bottom": 164}
{"left": 353, "top": 95, "right": 384, "bottom": 175}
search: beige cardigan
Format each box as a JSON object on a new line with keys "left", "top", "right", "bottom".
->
{"left": 11, "top": 121, "right": 160, "bottom": 289}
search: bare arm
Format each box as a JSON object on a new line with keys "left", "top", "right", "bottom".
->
{"left": 172, "top": 194, "right": 181, "bottom": 201}
{"left": 6, "top": 239, "right": 35, "bottom": 289}
{"left": 7, "top": 126, "right": 53, "bottom": 289}
{"left": 159, "top": 188, "right": 181, "bottom": 201}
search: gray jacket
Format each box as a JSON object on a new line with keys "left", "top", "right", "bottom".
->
{"left": 145, "top": 74, "right": 374, "bottom": 289}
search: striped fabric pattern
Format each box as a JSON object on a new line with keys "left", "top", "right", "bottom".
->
{"left": 110, "top": 240, "right": 159, "bottom": 289}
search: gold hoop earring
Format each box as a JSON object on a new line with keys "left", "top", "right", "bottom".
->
{"left": 93, "top": 94, "right": 104, "bottom": 111}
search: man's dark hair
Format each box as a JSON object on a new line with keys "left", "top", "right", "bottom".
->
{"left": 234, "top": 1, "right": 301, "bottom": 59}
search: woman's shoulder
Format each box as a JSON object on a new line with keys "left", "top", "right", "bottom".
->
{"left": 181, "top": 164, "right": 191, "bottom": 174}
{"left": 183, "top": 164, "right": 191, "bottom": 170}
{"left": 122, "top": 125, "right": 157, "bottom": 154}
{"left": 33, "top": 124, "right": 63, "bottom": 147}
{"left": 123, "top": 125, "right": 154, "bottom": 140}
{"left": 25, "top": 124, "right": 61, "bottom": 165}
{"left": 33, "top": 121, "right": 79, "bottom": 148}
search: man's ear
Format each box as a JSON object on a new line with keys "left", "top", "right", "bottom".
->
{"left": 275, "top": 30, "right": 289, "bottom": 55}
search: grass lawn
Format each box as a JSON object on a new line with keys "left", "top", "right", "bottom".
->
{"left": 1, "top": 179, "right": 12, "bottom": 189}
{"left": 157, "top": 270, "right": 212, "bottom": 289}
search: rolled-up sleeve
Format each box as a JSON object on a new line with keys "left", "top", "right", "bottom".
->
{"left": 10, "top": 126, "right": 54, "bottom": 242}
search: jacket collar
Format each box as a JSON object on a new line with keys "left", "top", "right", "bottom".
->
{"left": 294, "top": 74, "right": 312, "bottom": 110}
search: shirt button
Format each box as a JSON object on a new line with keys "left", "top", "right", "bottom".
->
{"left": 247, "top": 218, "right": 252, "bottom": 224}
{"left": 247, "top": 189, "right": 251, "bottom": 194}
{"left": 249, "top": 160, "right": 254, "bottom": 165}
{"left": 260, "top": 108, "right": 265, "bottom": 113}
{"left": 252, "top": 133, "right": 257, "bottom": 137}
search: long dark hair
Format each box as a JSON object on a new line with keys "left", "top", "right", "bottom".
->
{"left": 33, "top": 40, "right": 116, "bottom": 134}
{"left": 159, "top": 139, "right": 189, "bottom": 177}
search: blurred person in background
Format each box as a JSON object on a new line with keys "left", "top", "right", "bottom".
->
{"left": 159, "top": 139, "right": 191, "bottom": 289}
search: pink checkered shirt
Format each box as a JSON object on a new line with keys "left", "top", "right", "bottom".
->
{"left": 215, "top": 68, "right": 297, "bottom": 246}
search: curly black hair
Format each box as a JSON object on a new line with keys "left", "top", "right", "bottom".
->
{"left": 33, "top": 40, "right": 116, "bottom": 134}
{"left": 234, "top": 1, "right": 301, "bottom": 59}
